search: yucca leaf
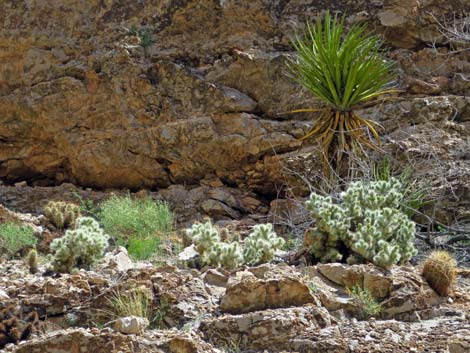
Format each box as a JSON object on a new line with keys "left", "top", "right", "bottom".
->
{"left": 289, "top": 12, "right": 396, "bottom": 111}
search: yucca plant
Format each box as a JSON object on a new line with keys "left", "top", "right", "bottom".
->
{"left": 288, "top": 12, "right": 396, "bottom": 170}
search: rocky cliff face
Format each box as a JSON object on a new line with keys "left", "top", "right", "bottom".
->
{"left": 0, "top": 0, "right": 469, "bottom": 221}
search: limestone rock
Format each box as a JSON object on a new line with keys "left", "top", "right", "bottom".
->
{"left": 113, "top": 316, "right": 149, "bottom": 335}
{"left": 98, "top": 248, "right": 134, "bottom": 274}
{"left": 220, "top": 269, "right": 315, "bottom": 314}
{"left": 200, "top": 306, "right": 337, "bottom": 352}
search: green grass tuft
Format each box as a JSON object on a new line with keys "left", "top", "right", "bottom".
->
{"left": 0, "top": 222, "right": 37, "bottom": 258}
{"left": 127, "top": 237, "right": 161, "bottom": 261}
{"left": 99, "top": 194, "right": 174, "bottom": 260}
{"left": 347, "top": 285, "right": 382, "bottom": 319}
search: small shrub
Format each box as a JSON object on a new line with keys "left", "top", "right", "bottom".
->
{"left": 422, "top": 251, "right": 457, "bottom": 296}
{"left": 72, "top": 192, "right": 100, "bottom": 218}
{"left": 347, "top": 285, "right": 382, "bottom": 319}
{"left": 100, "top": 195, "right": 174, "bottom": 260}
{"left": 44, "top": 201, "right": 81, "bottom": 229}
{"left": 373, "top": 159, "right": 430, "bottom": 217}
{"left": 0, "top": 222, "right": 37, "bottom": 258}
{"left": 307, "top": 282, "right": 319, "bottom": 294}
{"left": 127, "top": 26, "right": 153, "bottom": 54}
{"left": 50, "top": 217, "right": 109, "bottom": 273}
{"left": 305, "top": 178, "right": 417, "bottom": 269}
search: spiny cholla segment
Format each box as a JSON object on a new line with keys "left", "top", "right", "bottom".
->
{"left": 186, "top": 220, "right": 284, "bottom": 269}
{"left": 244, "top": 223, "right": 285, "bottom": 265}
{"left": 50, "top": 217, "right": 109, "bottom": 273}
{"left": 306, "top": 178, "right": 417, "bottom": 269}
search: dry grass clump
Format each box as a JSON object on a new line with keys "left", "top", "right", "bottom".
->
{"left": 107, "top": 287, "right": 152, "bottom": 320}
{"left": 422, "top": 251, "right": 457, "bottom": 296}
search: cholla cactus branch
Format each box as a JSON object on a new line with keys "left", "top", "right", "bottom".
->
{"left": 243, "top": 223, "right": 285, "bottom": 265}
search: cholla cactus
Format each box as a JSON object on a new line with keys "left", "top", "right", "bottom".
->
{"left": 44, "top": 201, "right": 81, "bottom": 229}
{"left": 243, "top": 223, "right": 285, "bottom": 265}
{"left": 26, "top": 249, "right": 39, "bottom": 274}
{"left": 50, "top": 217, "right": 109, "bottom": 273}
{"left": 306, "top": 178, "right": 417, "bottom": 269}
{"left": 219, "top": 242, "right": 244, "bottom": 269}
{"left": 183, "top": 221, "right": 283, "bottom": 269}
{"left": 186, "top": 220, "right": 220, "bottom": 255}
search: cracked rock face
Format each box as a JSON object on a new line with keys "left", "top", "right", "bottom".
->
{"left": 0, "top": 0, "right": 469, "bottom": 224}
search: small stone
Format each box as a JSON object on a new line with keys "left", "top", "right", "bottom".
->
{"left": 178, "top": 244, "right": 199, "bottom": 261}
{"left": 0, "top": 289, "right": 9, "bottom": 300}
{"left": 113, "top": 316, "right": 149, "bottom": 335}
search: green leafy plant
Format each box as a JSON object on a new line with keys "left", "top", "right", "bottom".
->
{"left": 50, "top": 217, "right": 109, "bottom": 273}
{"left": 99, "top": 195, "right": 174, "bottom": 260}
{"left": 72, "top": 192, "right": 100, "bottom": 218}
{"left": 347, "top": 285, "right": 382, "bottom": 319}
{"left": 304, "top": 178, "right": 417, "bottom": 269}
{"left": 0, "top": 222, "right": 37, "bottom": 258}
{"left": 127, "top": 237, "right": 160, "bottom": 261}
{"left": 288, "top": 11, "right": 396, "bottom": 170}
{"left": 128, "top": 26, "right": 153, "bottom": 54}
{"left": 44, "top": 201, "right": 81, "bottom": 229}
{"left": 307, "top": 281, "right": 319, "bottom": 294}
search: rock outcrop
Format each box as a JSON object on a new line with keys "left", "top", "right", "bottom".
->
{"left": 1, "top": 249, "right": 469, "bottom": 352}
{"left": 0, "top": 0, "right": 469, "bottom": 222}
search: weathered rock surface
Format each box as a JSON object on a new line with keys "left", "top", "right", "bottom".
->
{"left": 314, "top": 263, "right": 446, "bottom": 319}
{"left": 0, "top": 0, "right": 469, "bottom": 223}
{"left": 0, "top": 254, "right": 469, "bottom": 352}
{"left": 220, "top": 268, "right": 315, "bottom": 314}
{"left": 200, "top": 306, "right": 339, "bottom": 352}
{"left": 3, "top": 328, "right": 218, "bottom": 353}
